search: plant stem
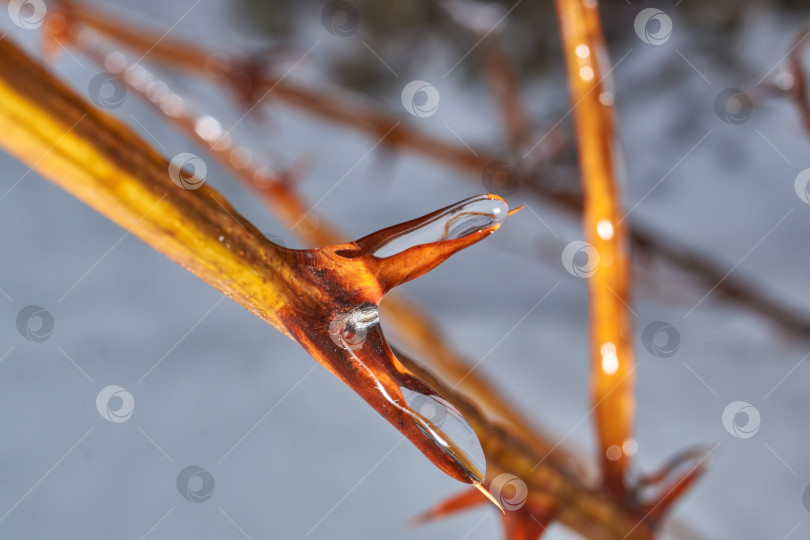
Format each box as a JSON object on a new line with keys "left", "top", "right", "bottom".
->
{"left": 554, "top": 0, "right": 634, "bottom": 497}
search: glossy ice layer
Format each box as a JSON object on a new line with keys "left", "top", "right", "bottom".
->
{"left": 400, "top": 387, "right": 487, "bottom": 484}
{"left": 328, "top": 305, "right": 379, "bottom": 351}
{"left": 273, "top": 195, "right": 512, "bottom": 487}
{"left": 372, "top": 195, "right": 508, "bottom": 258}
{"left": 326, "top": 303, "right": 489, "bottom": 484}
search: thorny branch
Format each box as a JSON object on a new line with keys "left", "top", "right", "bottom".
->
{"left": 42, "top": 2, "right": 575, "bottom": 467}
{"left": 0, "top": 30, "right": 689, "bottom": 539}
{"left": 44, "top": 0, "right": 810, "bottom": 344}
{"left": 23, "top": 1, "right": 720, "bottom": 537}
{"left": 0, "top": 35, "right": 518, "bottom": 493}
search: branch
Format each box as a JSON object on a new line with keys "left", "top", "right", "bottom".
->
{"left": 438, "top": 0, "right": 533, "bottom": 153}
{"left": 46, "top": 3, "right": 577, "bottom": 471}
{"left": 50, "top": 0, "right": 810, "bottom": 344}
{"left": 785, "top": 25, "right": 810, "bottom": 139}
{"left": 401, "top": 349, "right": 655, "bottom": 540}
{"left": 554, "top": 0, "right": 634, "bottom": 497}
{"left": 0, "top": 35, "right": 514, "bottom": 490}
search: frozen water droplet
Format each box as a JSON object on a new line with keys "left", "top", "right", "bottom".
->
{"left": 329, "top": 305, "right": 379, "bottom": 351}
{"left": 372, "top": 195, "right": 507, "bottom": 258}
{"left": 400, "top": 388, "right": 486, "bottom": 483}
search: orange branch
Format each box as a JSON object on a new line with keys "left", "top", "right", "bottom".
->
{"left": 47, "top": 5, "right": 573, "bottom": 466}
{"left": 47, "top": 0, "right": 810, "bottom": 346}
{"left": 554, "top": 0, "right": 634, "bottom": 497}
{"left": 30, "top": 4, "right": 710, "bottom": 536}
{"left": 0, "top": 34, "right": 517, "bottom": 491}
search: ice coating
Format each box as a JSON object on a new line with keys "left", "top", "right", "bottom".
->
{"left": 400, "top": 387, "right": 487, "bottom": 484}
{"left": 328, "top": 305, "right": 380, "bottom": 351}
{"left": 322, "top": 304, "right": 489, "bottom": 484}
{"left": 276, "top": 195, "right": 514, "bottom": 490}
{"left": 372, "top": 195, "right": 508, "bottom": 258}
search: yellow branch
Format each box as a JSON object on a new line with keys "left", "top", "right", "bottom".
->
{"left": 0, "top": 36, "right": 505, "bottom": 489}
{"left": 50, "top": 6, "right": 571, "bottom": 465}
{"left": 0, "top": 37, "right": 291, "bottom": 334}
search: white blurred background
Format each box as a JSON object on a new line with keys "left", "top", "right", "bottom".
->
{"left": 1, "top": 1, "right": 809, "bottom": 538}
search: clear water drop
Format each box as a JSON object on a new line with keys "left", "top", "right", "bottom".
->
{"left": 400, "top": 387, "right": 487, "bottom": 483}
{"left": 372, "top": 195, "right": 507, "bottom": 258}
{"left": 328, "top": 305, "right": 379, "bottom": 351}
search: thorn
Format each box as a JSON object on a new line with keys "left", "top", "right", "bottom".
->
{"left": 408, "top": 487, "right": 487, "bottom": 527}
{"left": 355, "top": 194, "right": 509, "bottom": 294}
{"left": 408, "top": 512, "right": 431, "bottom": 528}
{"left": 474, "top": 482, "right": 505, "bottom": 514}
{"left": 507, "top": 205, "right": 525, "bottom": 217}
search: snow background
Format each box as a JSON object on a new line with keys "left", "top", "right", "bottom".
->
{"left": 0, "top": 1, "right": 809, "bottom": 539}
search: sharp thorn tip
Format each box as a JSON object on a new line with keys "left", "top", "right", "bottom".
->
{"left": 474, "top": 482, "right": 505, "bottom": 514}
